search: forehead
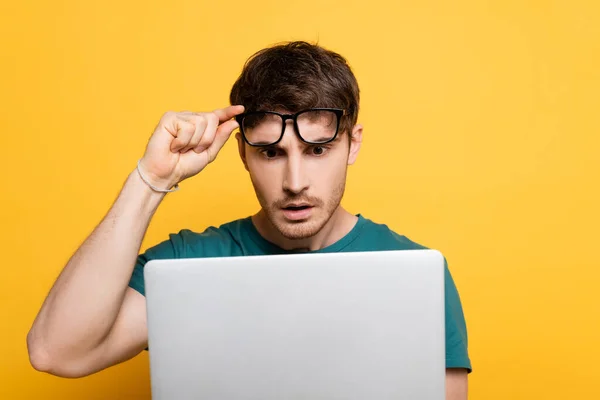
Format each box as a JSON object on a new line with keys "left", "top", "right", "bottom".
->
{"left": 272, "top": 126, "right": 344, "bottom": 148}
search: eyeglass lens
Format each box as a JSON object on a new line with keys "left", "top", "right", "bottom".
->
{"left": 242, "top": 110, "right": 338, "bottom": 145}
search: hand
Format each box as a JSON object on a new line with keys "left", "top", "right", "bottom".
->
{"left": 138, "top": 105, "right": 245, "bottom": 189}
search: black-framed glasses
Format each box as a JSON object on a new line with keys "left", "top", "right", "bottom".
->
{"left": 235, "top": 108, "right": 346, "bottom": 147}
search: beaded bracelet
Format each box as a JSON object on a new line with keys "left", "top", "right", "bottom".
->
{"left": 136, "top": 159, "right": 180, "bottom": 193}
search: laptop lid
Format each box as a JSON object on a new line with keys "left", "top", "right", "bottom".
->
{"left": 144, "top": 249, "right": 445, "bottom": 400}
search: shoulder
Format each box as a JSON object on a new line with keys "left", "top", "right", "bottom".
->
{"left": 143, "top": 217, "right": 250, "bottom": 259}
{"left": 357, "top": 215, "right": 430, "bottom": 251}
{"left": 355, "top": 216, "right": 473, "bottom": 372}
{"left": 130, "top": 218, "right": 251, "bottom": 297}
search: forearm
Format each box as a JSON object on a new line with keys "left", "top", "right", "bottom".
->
{"left": 28, "top": 169, "right": 164, "bottom": 364}
{"left": 446, "top": 368, "right": 468, "bottom": 400}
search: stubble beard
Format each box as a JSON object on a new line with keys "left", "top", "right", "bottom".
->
{"left": 258, "top": 179, "right": 347, "bottom": 241}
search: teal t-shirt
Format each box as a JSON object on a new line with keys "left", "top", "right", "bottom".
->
{"left": 129, "top": 214, "right": 472, "bottom": 372}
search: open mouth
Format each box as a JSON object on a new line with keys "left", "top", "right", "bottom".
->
{"left": 281, "top": 204, "right": 314, "bottom": 220}
{"left": 283, "top": 205, "right": 312, "bottom": 211}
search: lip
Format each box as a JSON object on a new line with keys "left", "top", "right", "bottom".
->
{"left": 282, "top": 203, "right": 312, "bottom": 208}
{"left": 281, "top": 205, "right": 314, "bottom": 221}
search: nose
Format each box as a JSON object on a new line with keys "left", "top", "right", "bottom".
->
{"left": 282, "top": 155, "right": 310, "bottom": 194}
{"left": 281, "top": 124, "right": 309, "bottom": 195}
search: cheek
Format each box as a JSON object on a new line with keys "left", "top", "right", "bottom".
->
{"left": 247, "top": 158, "right": 283, "bottom": 196}
{"left": 307, "top": 156, "right": 348, "bottom": 190}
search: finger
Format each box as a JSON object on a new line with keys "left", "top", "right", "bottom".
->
{"left": 211, "top": 105, "right": 245, "bottom": 123}
{"left": 159, "top": 111, "right": 179, "bottom": 137}
{"left": 169, "top": 118, "right": 196, "bottom": 153}
{"left": 205, "top": 119, "right": 239, "bottom": 162}
{"left": 193, "top": 113, "right": 219, "bottom": 153}
{"left": 182, "top": 114, "right": 208, "bottom": 153}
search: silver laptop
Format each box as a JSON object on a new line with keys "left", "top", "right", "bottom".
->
{"left": 144, "top": 249, "right": 446, "bottom": 400}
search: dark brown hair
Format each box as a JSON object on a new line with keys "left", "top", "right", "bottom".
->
{"left": 230, "top": 41, "right": 360, "bottom": 137}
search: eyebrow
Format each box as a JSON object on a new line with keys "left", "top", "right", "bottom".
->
{"left": 311, "top": 136, "right": 334, "bottom": 143}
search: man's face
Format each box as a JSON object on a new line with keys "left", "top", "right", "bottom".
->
{"left": 237, "top": 114, "right": 362, "bottom": 240}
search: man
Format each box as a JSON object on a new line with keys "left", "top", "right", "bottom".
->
{"left": 27, "top": 41, "right": 471, "bottom": 399}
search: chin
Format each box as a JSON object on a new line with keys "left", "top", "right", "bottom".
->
{"left": 277, "top": 224, "right": 320, "bottom": 240}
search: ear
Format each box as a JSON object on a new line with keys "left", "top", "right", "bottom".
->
{"left": 236, "top": 132, "right": 249, "bottom": 171}
{"left": 347, "top": 124, "right": 363, "bottom": 165}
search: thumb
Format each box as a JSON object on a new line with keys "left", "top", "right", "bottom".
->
{"left": 206, "top": 119, "right": 239, "bottom": 161}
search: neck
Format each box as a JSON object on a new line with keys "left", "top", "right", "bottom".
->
{"left": 251, "top": 207, "right": 358, "bottom": 252}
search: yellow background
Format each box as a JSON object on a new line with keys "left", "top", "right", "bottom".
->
{"left": 1, "top": 0, "right": 598, "bottom": 398}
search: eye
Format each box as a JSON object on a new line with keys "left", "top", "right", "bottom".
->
{"left": 260, "top": 148, "right": 279, "bottom": 159}
{"left": 310, "top": 146, "right": 328, "bottom": 156}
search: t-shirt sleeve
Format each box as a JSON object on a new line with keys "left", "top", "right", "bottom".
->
{"left": 444, "top": 258, "right": 472, "bottom": 372}
{"left": 128, "top": 231, "right": 187, "bottom": 297}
